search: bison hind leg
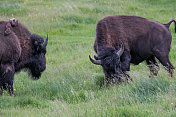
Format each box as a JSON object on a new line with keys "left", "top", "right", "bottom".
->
{"left": 153, "top": 50, "right": 174, "bottom": 78}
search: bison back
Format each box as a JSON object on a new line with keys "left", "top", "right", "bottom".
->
{"left": 94, "top": 15, "right": 171, "bottom": 56}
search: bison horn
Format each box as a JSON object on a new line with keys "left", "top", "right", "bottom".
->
{"left": 42, "top": 33, "right": 48, "bottom": 49}
{"left": 89, "top": 55, "right": 101, "bottom": 65}
{"left": 116, "top": 42, "right": 124, "bottom": 57}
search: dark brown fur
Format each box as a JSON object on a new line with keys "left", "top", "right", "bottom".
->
{"left": 92, "top": 15, "right": 175, "bottom": 84}
{"left": 0, "top": 19, "right": 48, "bottom": 95}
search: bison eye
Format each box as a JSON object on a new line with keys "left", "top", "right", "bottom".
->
{"left": 34, "top": 41, "right": 38, "bottom": 45}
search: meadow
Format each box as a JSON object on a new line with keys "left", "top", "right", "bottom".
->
{"left": 0, "top": 0, "right": 176, "bottom": 116}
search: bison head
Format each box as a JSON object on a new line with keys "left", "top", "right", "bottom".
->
{"left": 89, "top": 43, "right": 124, "bottom": 79}
{"left": 28, "top": 34, "right": 48, "bottom": 79}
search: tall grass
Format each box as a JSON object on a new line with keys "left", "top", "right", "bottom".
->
{"left": 0, "top": 0, "right": 176, "bottom": 117}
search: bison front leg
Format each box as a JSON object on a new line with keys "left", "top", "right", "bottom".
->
{"left": 6, "top": 72, "right": 15, "bottom": 96}
{"left": 7, "top": 83, "right": 14, "bottom": 96}
{"left": 1, "top": 64, "right": 15, "bottom": 96}
{"left": 146, "top": 56, "right": 160, "bottom": 77}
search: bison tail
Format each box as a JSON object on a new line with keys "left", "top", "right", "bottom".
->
{"left": 164, "top": 19, "right": 176, "bottom": 33}
{"left": 175, "top": 21, "right": 176, "bottom": 33}
{"left": 171, "top": 19, "right": 176, "bottom": 33}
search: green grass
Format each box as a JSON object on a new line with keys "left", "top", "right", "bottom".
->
{"left": 0, "top": 0, "right": 176, "bottom": 117}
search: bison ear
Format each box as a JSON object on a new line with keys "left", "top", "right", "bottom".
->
{"left": 34, "top": 41, "right": 38, "bottom": 45}
{"left": 9, "top": 18, "right": 18, "bottom": 27}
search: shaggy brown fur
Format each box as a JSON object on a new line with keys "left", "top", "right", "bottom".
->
{"left": 90, "top": 15, "right": 175, "bottom": 84}
{"left": 0, "top": 18, "right": 48, "bottom": 96}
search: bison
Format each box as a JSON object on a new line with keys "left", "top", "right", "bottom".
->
{"left": 89, "top": 15, "right": 175, "bottom": 84}
{"left": 0, "top": 18, "right": 48, "bottom": 96}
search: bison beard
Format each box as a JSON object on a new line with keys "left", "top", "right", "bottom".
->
{"left": 89, "top": 15, "right": 176, "bottom": 85}
{"left": 28, "top": 54, "right": 46, "bottom": 79}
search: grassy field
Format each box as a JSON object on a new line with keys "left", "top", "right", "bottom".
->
{"left": 0, "top": 0, "right": 176, "bottom": 116}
